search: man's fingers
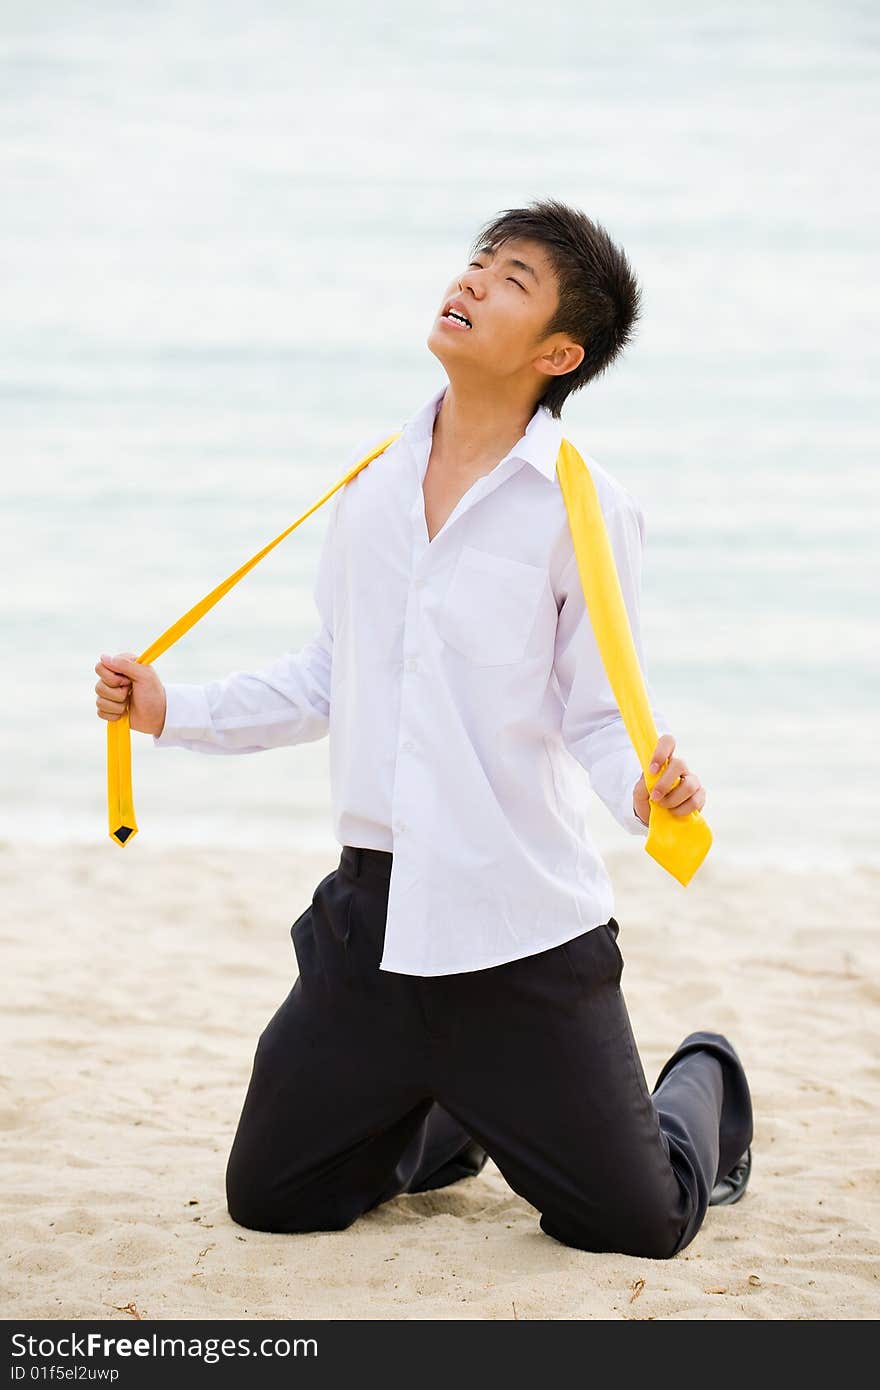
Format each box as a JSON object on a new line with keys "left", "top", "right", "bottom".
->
{"left": 650, "top": 766, "right": 706, "bottom": 814}
{"left": 648, "top": 732, "right": 676, "bottom": 774}
{"left": 95, "top": 660, "right": 133, "bottom": 687}
{"left": 96, "top": 688, "right": 130, "bottom": 710}
{"left": 650, "top": 755, "right": 689, "bottom": 801}
{"left": 94, "top": 653, "right": 139, "bottom": 721}
{"left": 669, "top": 786, "right": 707, "bottom": 817}
{"left": 98, "top": 671, "right": 131, "bottom": 688}
{"left": 662, "top": 771, "right": 698, "bottom": 809}
{"left": 95, "top": 677, "right": 131, "bottom": 700}
{"left": 96, "top": 693, "right": 129, "bottom": 717}
{"left": 95, "top": 688, "right": 129, "bottom": 707}
{"left": 99, "top": 652, "right": 140, "bottom": 676}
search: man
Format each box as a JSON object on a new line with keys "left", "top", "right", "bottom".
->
{"left": 94, "top": 198, "right": 752, "bottom": 1258}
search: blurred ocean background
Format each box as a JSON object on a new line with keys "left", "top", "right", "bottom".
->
{"left": 1, "top": 0, "right": 877, "bottom": 870}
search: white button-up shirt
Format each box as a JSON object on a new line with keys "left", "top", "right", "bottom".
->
{"left": 154, "top": 383, "right": 672, "bottom": 976}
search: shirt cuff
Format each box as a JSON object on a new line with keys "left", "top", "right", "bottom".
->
{"left": 152, "top": 683, "right": 214, "bottom": 747}
{"left": 591, "top": 742, "right": 651, "bottom": 837}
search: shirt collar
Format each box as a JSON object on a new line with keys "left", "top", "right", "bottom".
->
{"left": 403, "top": 383, "right": 562, "bottom": 482}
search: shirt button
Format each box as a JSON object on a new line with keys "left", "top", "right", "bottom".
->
{"left": 404, "top": 657, "right": 418, "bottom": 672}
{"left": 401, "top": 739, "right": 415, "bottom": 752}
{"left": 394, "top": 820, "right": 407, "bottom": 834}
{"left": 415, "top": 578, "right": 426, "bottom": 589}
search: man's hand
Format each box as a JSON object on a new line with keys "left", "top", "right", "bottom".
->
{"left": 94, "top": 652, "right": 167, "bottom": 737}
{"left": 633, "top": 733, "right": 706, "bottom": 826}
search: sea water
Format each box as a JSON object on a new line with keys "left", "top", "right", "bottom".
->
{"left": 1, "top": 0, "right": 877, "bottom": 871}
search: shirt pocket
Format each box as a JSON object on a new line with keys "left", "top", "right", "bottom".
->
{"left": 435, "top": 544, "right": 548, "bottom": 666}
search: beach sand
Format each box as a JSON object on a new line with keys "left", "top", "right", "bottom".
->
{"left": 1, "top": 840, "right": 878, "bottom": 1321}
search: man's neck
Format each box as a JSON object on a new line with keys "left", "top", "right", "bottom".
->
{"left": 432, "top": 380, "right": 540, "bottom": 470}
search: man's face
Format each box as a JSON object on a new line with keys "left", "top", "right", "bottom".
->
{"left": 427, "top": 236, "right": 570, "bottom": 390}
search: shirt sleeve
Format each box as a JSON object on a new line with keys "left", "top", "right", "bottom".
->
{"left": 152, "top": 485, "right": 340, "bottom": 755}
{"left": 553, "top": 491, "right": 674, "bottom": 836}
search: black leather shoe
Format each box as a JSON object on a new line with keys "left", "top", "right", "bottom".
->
{"left": 653, "top": 1030, "right": 753, "bottom": 1186}
{"left": 709, "top": 1145, "right": 752, "bottom": 1206}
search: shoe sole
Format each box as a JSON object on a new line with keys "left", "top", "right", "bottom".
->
{"left": 709, "top": 1145, "right": 752, "bottom": 1207}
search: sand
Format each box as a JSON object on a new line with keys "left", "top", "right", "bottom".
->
{"left": 1, "top": 839, "right": 878, "bottom": 1321}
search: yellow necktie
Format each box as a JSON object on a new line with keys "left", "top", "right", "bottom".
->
{"left": 554, "top": 439, "right": 712, "bottom": 885}
{"left": 108, "top": 432, "right": 711, "bottom": 885}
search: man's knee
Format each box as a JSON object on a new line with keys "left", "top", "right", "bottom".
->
{"left": 539, "top": 1197, "right": 687, "bottom": 1261}
{"left": 225, "top": 1150, "right": 361, "bottom": 1235}
{"left": 225, "top": 1150, "right": 279, "bottom": 1232}
{"left": 226, "top": 1182, "right": 358, "bottom": 1234}
{"left": 226, "top": 1194, "right": 356, "bottom": 1235}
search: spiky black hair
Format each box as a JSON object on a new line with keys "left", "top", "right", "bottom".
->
{"left": 468, "top": 198, "right": 643, "bottom": 418}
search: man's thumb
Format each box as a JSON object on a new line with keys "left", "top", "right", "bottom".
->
{"left": 101, "top": 652, "right": 141, "bottom": 676}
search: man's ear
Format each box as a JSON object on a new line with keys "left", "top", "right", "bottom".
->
{"left": 537, "top": 340, "right": 585, "bottom": 378}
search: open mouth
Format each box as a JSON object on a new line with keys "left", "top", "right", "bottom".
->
{"left": 441, "top": 308, "right": 473, "bottom": 330}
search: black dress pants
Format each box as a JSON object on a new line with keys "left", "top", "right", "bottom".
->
{"left": 225, "top": 846, "right": 753, "bottom": 1259}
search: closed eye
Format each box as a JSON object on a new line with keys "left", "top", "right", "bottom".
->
{"left": 468, "top": 260, "right": 526, "bottom": 291}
